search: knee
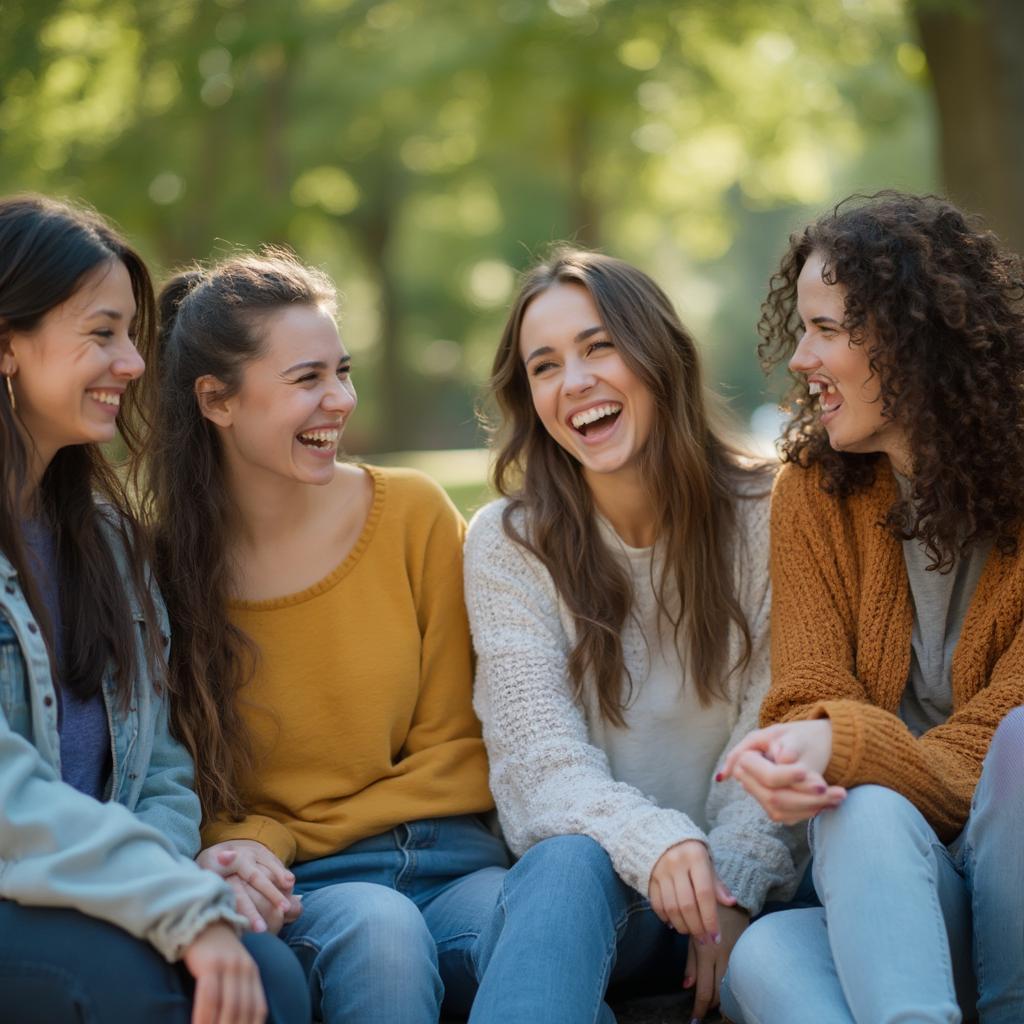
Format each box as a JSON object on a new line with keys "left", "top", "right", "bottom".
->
{"left": 722, "top": 913, "right": 799, "bottom": 1017}
{"left": 515, "top": 835, "right": 618, "bottom": 891}
{"left": 813, "top": 784, "right": 924, "bottom": 852}
{"left": 320, "top": 883, "right": 436, "bottom": 971}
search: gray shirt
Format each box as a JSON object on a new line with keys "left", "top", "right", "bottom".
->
{"left": 895, "top": 479, "right": 990, "bottom": 736}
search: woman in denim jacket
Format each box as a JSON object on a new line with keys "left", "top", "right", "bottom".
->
{"left": 0, "top": 195, "right": 308, "bottom": 1024}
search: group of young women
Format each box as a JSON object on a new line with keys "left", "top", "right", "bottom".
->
{"left": 0, "top": 187, "right": 1020, "bottom": 1024}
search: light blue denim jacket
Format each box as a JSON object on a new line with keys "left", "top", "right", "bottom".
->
{"left": 0, "top": 515, "right": 245, "bottom": 961}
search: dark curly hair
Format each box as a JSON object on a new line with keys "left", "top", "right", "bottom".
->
{"left": 760, "top": 191, "right": 1024, "bottom": 570}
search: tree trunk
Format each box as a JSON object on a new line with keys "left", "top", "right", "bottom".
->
{"left": 914, "top": 0, "right": 1024, "bottom": 252}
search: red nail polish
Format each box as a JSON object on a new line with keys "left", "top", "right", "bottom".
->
{"left": 714, "top": 772, "right": 724, "bottom": 783}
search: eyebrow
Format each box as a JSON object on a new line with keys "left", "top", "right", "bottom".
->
{"left": 281, "top": 356, "right": 351, "bottom": 375}
{"left": 810, "top": 316, "right": 843, "bottom": 327}
{"left": 523, "top": 325, "right": 605, "bottom": 365}
{"left": 85, "top": 308, "right": 131, "bottom": 321}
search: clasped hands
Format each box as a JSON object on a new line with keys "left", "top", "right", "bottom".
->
{"left": 197, "top": 840, "right": 302, "bottom": 935}
{"left": 717, "top": 718, "right": 847, "bottom": 825}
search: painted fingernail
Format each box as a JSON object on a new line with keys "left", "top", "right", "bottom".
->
{"left": 254, "top": 918, "right": 266, "bottom": 933}
{"left": 713, "top": 932, "right": 721, "bottom": 945}
{"left": 815, "top": 784, "right": 827, "bottom": 794}
{"left": 682, "top": 976, "right": 694, "bottom": 988}
{"left": 714, "top": 772, "right": 724, "bottom": 783}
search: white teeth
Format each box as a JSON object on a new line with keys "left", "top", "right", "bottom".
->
{"left": 826, "top": 384, "right": 836, "bottom": 394}
{"left": 297, "top": 428, "right": 339, "bottom": 445}
{"left": 808, "top": 382, "right": 821, "bottom": 396}
{"left": 91, "top": 392, "right": 120, "bottom": 407}
{"left": 571, "top": 403, "right": 622, "bottom": 430}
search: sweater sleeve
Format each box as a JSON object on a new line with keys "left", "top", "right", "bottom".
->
{"left": 704, "top": 493, "right": 805, "bottom": 915}
{"left": 763, "top": 463, "right": 1023, "bottom": 841}
{"left": 465, "top": 502, "right": 705, "bottom": 897}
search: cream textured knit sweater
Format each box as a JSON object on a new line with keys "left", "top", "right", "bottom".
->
{"left": 464, "top": 488, "right": 803, "bottom": 915}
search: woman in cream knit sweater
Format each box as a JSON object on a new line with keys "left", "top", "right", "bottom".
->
{"left": 463, "top": 249, "right": 802, "bottom": 1023}
{"left": 720, "top": 192, "right": 1024, "bottom": 1024}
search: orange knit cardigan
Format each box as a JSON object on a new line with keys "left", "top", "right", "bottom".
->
{"left": 762, "top": 459, "right": 1024, "bottom": 841}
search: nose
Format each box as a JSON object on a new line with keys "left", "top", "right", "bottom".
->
{"left": 788, "top": 331, "right": 818, "bottom": 376}
{"left": 561, "top": 355, "right": 596, "bottom": 397}
{"left": 112, "top": 336, "right": 146, "bottom": 381}
{"left": 322, "top": 376, "right": 356, "bottom": 414}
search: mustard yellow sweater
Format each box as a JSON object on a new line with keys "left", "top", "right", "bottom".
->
{"left": 763, "top": 460, "right": 1024, "bottom": 841}
{"left": 202, "top": 466, "right": 493, "bottom": 865}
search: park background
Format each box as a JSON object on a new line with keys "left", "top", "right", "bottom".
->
{"left": 2, "top": 0, "right": 1021, "bottom": 514}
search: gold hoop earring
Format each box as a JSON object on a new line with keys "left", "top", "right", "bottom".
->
{"left": 5, "top": 374, "right": 15, "bottom": 412}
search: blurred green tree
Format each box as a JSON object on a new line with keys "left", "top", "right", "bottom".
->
{"left": 1, "top": 0, "right": 1008, "bottom": 452}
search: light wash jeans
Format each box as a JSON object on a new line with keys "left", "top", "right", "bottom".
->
{"left": 720, "top": 707, "right": 1024, "bottom": 1024}
{"left": 280, "top": 814, "right": 509, "bottom": 1023}
{"left": 469, "top": 834, "right": 690, "bottom": 1024}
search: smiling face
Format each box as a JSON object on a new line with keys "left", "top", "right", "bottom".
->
{"left": 202, "top": 304, "right": 356, "bottom": 488}
{"left": 790, "top": 250, "right": 910, "bottom": 469}
{"left": 3, "top": 258, "right": 144, "bottom": 472}
{"left": 519, "top": 282, "right": 655, "bottom": 487}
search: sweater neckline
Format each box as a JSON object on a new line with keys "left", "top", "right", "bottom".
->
{"left": 230, "top": 464, "right": 386, "bottom": 611}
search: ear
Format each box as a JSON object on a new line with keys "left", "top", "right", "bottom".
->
{"left": 0, "top": 323, "right": 16, "bottom": 377}
{"left": 195, "top": 375, "right": 234, "bottom": 427}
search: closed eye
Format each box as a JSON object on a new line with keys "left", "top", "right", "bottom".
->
{"left": 586, "top": 340, "right": 613, "bottom": 355}
{"left": 529, "top": 359, "right": 557, "bottom": 376}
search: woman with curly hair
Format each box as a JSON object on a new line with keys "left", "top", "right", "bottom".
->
{"left": 463, "top": 248, "right": 803, "bottom": 1023}
{"left": 719, "top": 191, "right": 1024, "bottom": 1024}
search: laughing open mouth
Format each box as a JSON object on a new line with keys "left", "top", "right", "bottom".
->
{"left": 570, "top": 403, "right": 622, "bottom": 435}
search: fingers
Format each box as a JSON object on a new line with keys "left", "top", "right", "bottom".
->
{"left": 718, "top": 726, "right": 777, "bottom": 780}
{"left": 682, "top": 938, "right": 696, "bottom": 990}
{"left": 236, "top": 861, "right": 291, "bottom": 915}
{"left": 227, "top": 877, "right": 267, "bottom": 933}
{"left": 283, "top": 894, "right": 303, "bottom": 924}
{"left": 191, "top": 968, "right": 221, "bottom": 1024}
{"left": 737, "top": 766, "right": 847, "bottom": 824}
{"left": 713, "top": 873, "right": 736, "bottom": 908}
{"left": 690, "top": 940, "right": 716, "bottom": 1021}
{"left": 688, "top": 854, "right": 720, "bottom": 941}
{"left": 217, "top": 959, "right": 241, "bottom": 1024}
{"left": 733, "top": 750, "right": 809, "bottom": 790}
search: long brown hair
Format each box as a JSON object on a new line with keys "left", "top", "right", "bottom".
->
{"left": 0, "top": 194, "right": 160, "bottom": 705}
{"left": 759, "top": 191, "right": 1024, "bottom": 569}
{"left": 139, "top": 249, "right": 336, "bottom": 821}
{"left": 488, "top": 247, "right": 768, "bottom": 724}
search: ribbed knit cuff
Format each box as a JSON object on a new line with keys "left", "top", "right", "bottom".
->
{"left": 809, "top": 700, "right": 862, "bottom": 787}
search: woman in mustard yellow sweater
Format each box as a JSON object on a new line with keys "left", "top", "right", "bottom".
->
{"left": 141, "top": 251, "right": 506, "bottom": 1023}
{"left": 719, "top": 193, "right": 1024, "bottom": 1024}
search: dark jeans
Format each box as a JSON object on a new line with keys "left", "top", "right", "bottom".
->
{"left": 0, "top": 901, "right": 309, "bottom": 1023}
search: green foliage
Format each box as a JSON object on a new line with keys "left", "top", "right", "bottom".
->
{"left": 0, "top": 0, "right": 935, "bottom": 450}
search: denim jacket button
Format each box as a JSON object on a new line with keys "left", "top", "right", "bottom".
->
{"left": 27, "top": 622, "right": 38, "bottom": 634}
{"left": 43, "top": 695, "right": 53, "bottom": 707}
{"left": 3, "top": 584, "right": 13, "bottom": 595}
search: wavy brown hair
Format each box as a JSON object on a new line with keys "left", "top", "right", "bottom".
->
{"left": 138, "top": 249, "right": 336, "bottom": 821}
{"left": 760, "top": 191, "right": 1024, "bottom": 569}
{"left": 0, "top": 194, "right": 161, "bottom": 705}
{"left": 488, "top": 247, "right": 770, "bottom": 724}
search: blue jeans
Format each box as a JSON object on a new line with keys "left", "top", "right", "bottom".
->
{"left": 721, "top": 707, "right": 1024, "bottom": 1024}
{"left": 0, "top": 902, "right": 309, "bottom": 1023}
{"left": 469, "top": 834, "right": 690, "bottom": 1024}
{"left": 280, "top": 814, "right": 510, "bottom": 1023}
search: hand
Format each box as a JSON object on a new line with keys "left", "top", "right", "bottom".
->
{"left": 224, "top": 877, "right": 302, "bottom": 936}
{"left": 183, "top": 921, "right": 267, "bottom": 1024}
{"left": 718, "top": 721, "right": 846, "bottom": 825}
{"left": 197, "top": 841, "right": 296, "bottom": 933}
{"left": 648, "top": 840, "right": 736, "bottom": 941}
{"left": 682, "top": 904, "right": 749, "bottom": 1021}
